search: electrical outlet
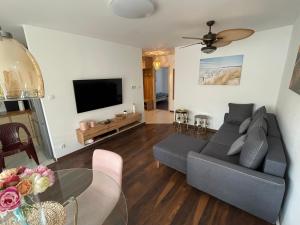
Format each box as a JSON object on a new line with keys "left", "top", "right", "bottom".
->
{"left": 60, "top": 144, "right": 66, "bottom": 149}
{"left": 47, "top": 94, "right": 55, "bottom": 100}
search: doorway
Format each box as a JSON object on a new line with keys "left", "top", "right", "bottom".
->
{"left": 155, "top": 67, "right": 169, "bottom": 111}
{"left": 0, "top": 99, "right": 54, "bottom": 169}
{"left": 142, "top": 50, "right": 175, "bottom": 124}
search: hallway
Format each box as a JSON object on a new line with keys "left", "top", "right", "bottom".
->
{"left": 144, "top": 110, "right": 173, "bottom": 124}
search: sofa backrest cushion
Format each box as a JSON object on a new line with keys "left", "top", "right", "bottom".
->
{"left": 266, "top": 113, "right": 282, "bottom": 138}
{"left": 240, "top": 127, "right": 268, "bottom": 169}
{"left": 263, "top": 137, "right": 287, "bottom": 177}
{"left": 227, "top": 103, "right": 254, "bottom": 125}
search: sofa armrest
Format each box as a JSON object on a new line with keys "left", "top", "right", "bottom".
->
{"left": 187, "top": 151, "right": 285, "bottom": 224}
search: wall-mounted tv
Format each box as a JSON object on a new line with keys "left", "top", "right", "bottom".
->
{"left": 73, "top": 78, "right": 122, "bottom": 113}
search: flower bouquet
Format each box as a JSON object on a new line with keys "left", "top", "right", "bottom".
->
{"left": 0, "top": 166, "right": 56, "bottom": 225}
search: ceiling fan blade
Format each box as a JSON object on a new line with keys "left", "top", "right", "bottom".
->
{"left": 212, "top": 40, "right": 232, "bottom": 48}
{"left": 217, "top": 29, "right": 254, "bottom": 42}
{"left": 182, "top": 36, "right": 204, "bottom": 40}
{"left": 180, "top": 43, "right": 202, "bottom": 48}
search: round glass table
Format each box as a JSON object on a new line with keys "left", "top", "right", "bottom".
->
{"left": 1, "top": 168, "right": 127, "bottom": 225}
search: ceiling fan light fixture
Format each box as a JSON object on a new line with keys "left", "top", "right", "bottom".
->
{"left": 182, "top": 20, "right": 255, "bottom": 53}
{"left": 201, "top": 46, "right": 217, "bottom": 54}
{"left": 109, "top": 0, "right": 155, "bottom": 19}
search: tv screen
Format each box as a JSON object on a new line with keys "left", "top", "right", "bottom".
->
{"left": 73, "top": 78, "right": 122, "bottom": 113}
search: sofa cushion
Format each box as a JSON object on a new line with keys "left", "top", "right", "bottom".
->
{"left": 248, "top": 116, "right": 268, "bottom": 134}
{"left": 239, "top": 117, "right": 251, "bottom": 134}
{"left": 211, "top": 128, "right": 241, "bottom": 147}
{"left": 266, "top": 114, "right": 282, "bottom": 138}
{"left": 263, "top": 137, "right": 287, "bottom": 177}
{"left": 240, "top": 127, "right": 268, "bottom": 169}
{"left": 227, "top": 134, "right": 247, "bottom": 156}
{"left": 219, "top": 122, "right": 240, "bottom": 133}
{"left": 227, "top": 103, "right": 254, "bottom": 125}
{"left": 153, "top": 133, "right": 208, "bottom": 173}
{"left": 201, "top": 142, "right": 239, "bottom": 164}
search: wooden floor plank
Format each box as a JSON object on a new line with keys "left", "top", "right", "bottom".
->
{"left": 192, "top": 193, "right": 210, "bottom": 225}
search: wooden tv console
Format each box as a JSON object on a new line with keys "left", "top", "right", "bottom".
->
{"left": 76, "top": 113, "right": 142, "bottom": 145}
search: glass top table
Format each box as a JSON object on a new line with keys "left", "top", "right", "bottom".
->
{"left": 1, "top": 168, "right": 127, "bottom": 225}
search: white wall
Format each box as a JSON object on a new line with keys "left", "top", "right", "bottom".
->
{"left": 276, "top": 16, "right": 300, "bottom": 225}
{"left": 155, "top": 68, "right": 168, "bottom": 93}
{"left": 23, "top": 25, "right": 144, "bottom": 158}
{"left": 175, "top": 26, "right": 292, "bottom": 129}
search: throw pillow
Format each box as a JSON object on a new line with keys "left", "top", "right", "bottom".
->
{"left": 252, "top": 106, "right": 267, "bottom": 121}
{"left": 239, "top": 117, "right": 251, "bottom": 134}
{"left": 227, "top": 135, "right": 247, "bottom": 156}
{"left": 248, "top": 116, "right": 268, "bottom": 134}
{"left": 239, "top": 127, "right": 268, "bottom": 169}
{"left": 227, "top": 103, "right": 254, "bottom": 125}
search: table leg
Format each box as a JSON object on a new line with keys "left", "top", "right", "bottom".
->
{"left": 63, "top": 196, "right": 78, "bottom": 225}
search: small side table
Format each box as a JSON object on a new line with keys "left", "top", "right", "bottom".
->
{"left": 194, "top": 114, "right": 209, "bottom": 134}
{"left": 174, "top": 109, "right": 189, "bottom": 132}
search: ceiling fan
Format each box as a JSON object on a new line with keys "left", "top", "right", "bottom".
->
{"left": 182, "top": 20, "right": 255, "bottom": 54}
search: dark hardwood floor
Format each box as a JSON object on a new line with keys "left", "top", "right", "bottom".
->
{"left": 49, "top": 124, "right": 271, "bottom": 225}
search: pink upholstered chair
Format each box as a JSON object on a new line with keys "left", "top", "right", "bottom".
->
{"left": 92, "top": 149, "right": 123, "bottom": 186}
{"left": 64, "top": 150, "right": 124, "bottom": 225}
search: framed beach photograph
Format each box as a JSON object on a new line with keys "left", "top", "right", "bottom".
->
{"left": 199, "top": 55, "right": 244, "bottom": 85}
{"left": 289, "top": 46, "right": 300, "bottom": 95}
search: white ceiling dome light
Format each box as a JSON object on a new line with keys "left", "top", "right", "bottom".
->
{"left": 109, "top": 0, "right": 155, "bottom": 19}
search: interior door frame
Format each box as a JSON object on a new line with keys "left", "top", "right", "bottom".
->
{"left": 155, "top": 66, "right": 170, "bottom": 111}
{"left": 153, "top": 68, "right": 157, "bottom": 109}
{"left": 29, "top": 99, "right": 54, "bottom": 160}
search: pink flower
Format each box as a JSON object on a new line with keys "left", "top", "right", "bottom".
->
{"left": 32, "top": 166, "right": 55, "bottom": 186}
{"left": 19, "top": 166, "right": 55, "bottom": 195}
{"left": 17, "top": 166, "right": 26, "bottom": 175}
{"left": 2, "top": 175, "right": 20, "bottom": 188}
{"left": 0, "top": 187, "right": 21, "bottom": 212}
{"left": 0, "top": 182, "right": 4, "bottom": 190}
{"left": 22, "top": 168, "right": 34, "bottom": 177}
{"left": 34, "top": 165, "right": 48, "bottom": 174}
{"left": 41, "top": 170, "right": 55, "bottom": 186}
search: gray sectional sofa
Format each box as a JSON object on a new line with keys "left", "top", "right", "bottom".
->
{"left": 153, "top": 106, "right": 287, "bottom": 224}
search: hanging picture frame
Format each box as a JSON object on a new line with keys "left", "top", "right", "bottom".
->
{"left": 199, "top": 55, "right": 244, "bottom": 85}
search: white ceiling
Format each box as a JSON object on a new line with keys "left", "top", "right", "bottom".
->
{"left": 0, "top": 0, "right": 299, "bottom": 48}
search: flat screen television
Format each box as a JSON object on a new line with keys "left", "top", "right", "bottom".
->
{"left": 73, "top": 78, "right": 122, "bottom": 113}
